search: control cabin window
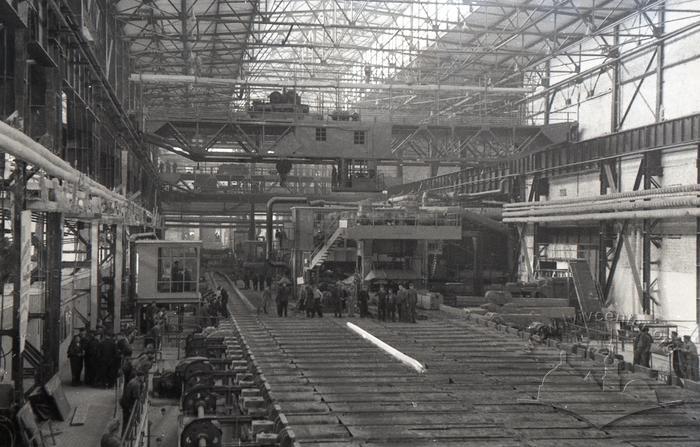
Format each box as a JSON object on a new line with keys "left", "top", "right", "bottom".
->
{"left": 315, "top": 127, "right": 327, "bottom": 141}
{"left": 157, "top": 246, "right": 198, "bottom": 292}
{"left": 353, "top": 130, "right": 365, "bottom": 145}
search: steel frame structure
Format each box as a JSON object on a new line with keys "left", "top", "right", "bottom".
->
{"left": 118, "top": 0, "right": 700, "bottom": 124}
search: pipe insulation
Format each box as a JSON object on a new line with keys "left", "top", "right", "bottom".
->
{"left": 504, "top": 184, "right": 700, "bottom": 209}
{"left": 504, "top": 190, "right": 700, "bottom": 214}
{"left": 503, "top": 207, "right": 700, "bottom": 223}
{"left": 503, "top": 196, "right": 700, "bottom": 218}
{"left": 346, "top": 322, "right": 426, "bottom": 374}
{"left": 0, "top": 121, "right": 135, "bottom": 206}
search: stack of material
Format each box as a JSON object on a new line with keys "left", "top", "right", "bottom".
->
{"left": 461, "top": 289, "right": 576, "bottom": 328}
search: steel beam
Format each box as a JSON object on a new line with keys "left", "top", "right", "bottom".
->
{"left": 130, "top": 74, "right": 530, "bottom": 94}
{"left": 44, "top": 212, "right": 62, "bottom": 373}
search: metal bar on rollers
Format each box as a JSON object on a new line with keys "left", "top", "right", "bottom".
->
{"left": 346, "top": 322, "right": 426, "bottom": 374}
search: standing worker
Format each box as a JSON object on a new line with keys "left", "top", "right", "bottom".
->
{"left": 260, "top": 285, "right": 271, "bottom": 314}
{"left": 633, "top": 326, "right": 653, "bottom": 368}
{"left": 276, "top": 283, "right": 289, "bottom": 317}
{"left": 310, "top": 284, "right": 323, "bottom": 317}
{"left": 84, "top": 330, "right": 101, "bottom": 386}
{"left": 396, "top": 284, "right": 407, "bottom": 322}
{"left": 377, "top": 285, "right": 387, "bottom": 321}
{"left": 683, "top": 335, "right": 699, "bottom": 381}
{"left": 332, "top": 283, "right": 343, "bottom": 318}
{"left": 219, "top": 286, "right": 230, "bottom": 317}
{"left": 407, "top": 282, "right": 418, "bottom": 323}
{"left": 358, "top": 285, "right": 369, "bottom": 318}
{"left": 668, "top": 331, "right": 685, "bottom": 377}
{"left": 67, "top": 334, "right": 84, "bottom": 386}
{"left": 387, "top": 286, "right": 397, "bottom": 322}
{"left": 100, "top": 332, "right": 119, "bottom": 388}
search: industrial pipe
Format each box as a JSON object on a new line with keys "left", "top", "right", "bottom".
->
{"left": 504, "top": 184, "right": 700, "bottom": 209}
{"left": 128, "top": 232, "right": 158, "bottom": 241}
{"left": 130, "top": 73, "right": 531, "bottom": 94}
{"left": 388, "top": 193, "right": 418, "bottom": 204}
{"left": 504, "top": 190, "right": 700, "bottom": 214}
{"left": 503, "top": 207, "right": 700, "bottom": 223}
{"left": 0, "top": 121, "right": 150, "bottom": 216}
{"left": 458, "top": 179, "right": 509, "bottom": 200}
{"left": 504, "top": 196, "right": 700, "bottom": 218}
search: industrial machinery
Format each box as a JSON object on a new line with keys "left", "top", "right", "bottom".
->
{"left": 249, "top": 90, "right": 309, "bottom": 117}
{"left": 173, "top": 321, "right": 288, "bottom": 446}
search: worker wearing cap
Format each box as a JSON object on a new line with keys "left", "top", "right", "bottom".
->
{"left": 683, "top": 335, "right": 698, "bottom": 381}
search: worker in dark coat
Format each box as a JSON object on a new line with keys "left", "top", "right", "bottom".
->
{"left": 100, "top": 332, "right": 119, "bottom": 388}
{"left": 387, "top": 287, "right": 397, "bottom": 322}
{"left": 219, "top": 287, "right": 229, "bottom": 311}
{"left": 358, "top": 286, "right": 369, "bottom": 318}
{"left": 396, "top": 284, "right": 407, "bottom": 322}
{"left": 84, "top": 331, "right": 101, "bottom": 386}
{"left": 332, "top": 284, "right": 343, "bottom": 318}
{"left": 67, "top": 335, "right": 84, "bottom": 385}
{"left": 683, "top": 335, "right": 699, "bottom": 381}
{"left": 407, "top": 282, "right": 418, "bottom": 323}
{"left": 633, "top": 326, "right": 653, "bottom": 367}
{"left": 376, "top": 285, "right": 387, "bottom": 321}
{"left": 120, "top": 368, "right": 146, "bottom": 434}
{"left": 276, "top": 283, "right": 289, "bottom": 317}
{"left": 666, "top": 331, "right": 685, "bottom": 377}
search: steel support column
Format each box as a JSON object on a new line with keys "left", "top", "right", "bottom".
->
{"left": 114, "top": 224, "right": 124, "bottom": 332}
{"left": 11, "top": 164, "right": 26, "bottom": 404}
{"left": 642, "top": 153, "right": 652, "bottom": 314}
{"left": 248, "top": 202, "right": 256, "bottom": 241}
{"left": 696, "top": 143, "right": 700, "bottom": 334}
{"left": 655, "top": 3, "right": 666, "bottom": 121}
{"left": 44, "top": 212, "right": 62, "bottom": 373}
{"left": 611, "top": 25, "right": 621, "bottom": 131}
{"left": 90, "top": 223, "right": 99, "bottom": 328}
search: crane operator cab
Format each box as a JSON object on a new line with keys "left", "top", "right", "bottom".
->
{"left": 331, "top": 159, "right": 385, "bottom": 192}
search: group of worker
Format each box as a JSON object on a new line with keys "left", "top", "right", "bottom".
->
{"left": 376, "top": 283, "right": 418, "bottom": 323}
{"left": 291, "top": 280, "right": 418, "bottom": 322}
{"left": 257, "top": 279, "right": 292, "bottom": 317}
{"left": 665, "top": 331, "right": 699, "bottom": 381}
{"left": 633, "top": 327, "right": 699, "bottom": 380}
{"left": 67, "top": 328, "right": 133, "bottom": 388}
{"left": 241, "top": 271, "right": 272, "bottom": 291}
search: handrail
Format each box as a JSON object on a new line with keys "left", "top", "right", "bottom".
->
{"left": 120, "top": 380, "right": 149, "bottom": 447}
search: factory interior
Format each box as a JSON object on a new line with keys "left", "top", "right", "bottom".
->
{"left": 4, "top": 0, "right": 700, "bottom": 446}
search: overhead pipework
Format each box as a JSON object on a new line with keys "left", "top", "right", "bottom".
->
{"left": 503, "top": 184, "right": 700, "bottom": 223}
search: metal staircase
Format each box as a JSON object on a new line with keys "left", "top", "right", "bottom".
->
{"left": 305, "top": 226, "right": 346, "bottom": 271}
